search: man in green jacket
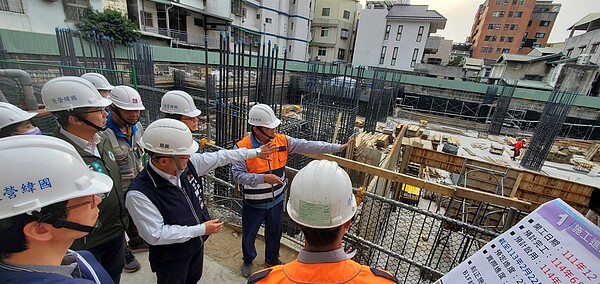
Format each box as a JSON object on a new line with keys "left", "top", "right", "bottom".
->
{"left": 41, "top": 76, "right": 128, "bottom": 284}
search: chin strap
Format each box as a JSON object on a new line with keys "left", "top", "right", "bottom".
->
{"left": 74, "top": 115, "right": 107, "bottom": 132}
{"left": 253, "top": 126, "right": 275, "bottom": 140}
{"left": 113, "top": 107, "right": 138, "bottom": 126}
{"left": 36, "top": 214, "right": 100, "bottom": 233}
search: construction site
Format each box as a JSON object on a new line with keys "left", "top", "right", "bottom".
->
{"left": 1, "top": 29, "right": 599, "bottom": 283}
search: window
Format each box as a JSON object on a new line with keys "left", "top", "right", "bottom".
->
{"left": 141, "top": 11, "right": 153, "bottom": 27}
{"left": 535, "top": 32, "right": 545, "bottom": 38}
{"left": 322, "top": 7, "right": 330, "bottom": 16}
{"left": 63, "top": 0, "right": 90, "bottom": 21}
{"left": 566, "top": 48, "right": 573, "bottom": 56}
{"left": 265, "top": 17, "right": 272, "bottom": 23}
{"left": 416, "top": 26, "right": 424, "bottom": 42}
{"left": 539, "top": 20, "right": 550, "bottom": 27}
{"left": 527, "top": 20, "right": 532, "bottom": 27}
{"left": 500, "top": 36, "right": 505, "bottom": 42}
{"left": 492, "top": 11, "right": 505, "bottom": 17}
{"left": 515, "top": 11, "right": 523, "bottom": 17}
{"left": 510, "top": 24, "right": 518, "bottom": 30}
{"left": 290, "top": 22, "right": 294, "bottom": 29}
{"left": 410, "top": 48, "right": 419, "bottom": 67}
{"left": 488, "top": 23, "right": 494, "bottom": 30}
{"left": 484, "top": 35, "right": 497, "bottom": 42}
{"left": 502, "top": 48, "right": 510, "bottom": 53}
{"left": 318, "top": 47, "right": 327, "bottom": 56}
{"left": 496, "top": 48, "right": 502, "bottom": 54}
{"left": 396, "top": 25, "right": 403, "bottom": 40}
{"left": 340, "top": 29, "right": 349, "bottom": 40}
{"left": 532, "top": 43, "right": 541, "bottom": 48}
{"left": 504, "top": 24, "right": 510, "bottom": 30}
{"left": 391, "top": 47, "right": 398, "bottom": 65}
{"left": 591, "top": 43, "right": 599, "bottom": 54}
{"left": 256, "top": 14, "right": 261, "bottom": 19}
{"left": 508, "top": 11, "right": 513, "bottom": 17}
{"left": 320, "top": 27, "right": 329, "bottom": 37}
{"left": 343, "top": 10, "right": 350, "bottom": 19}
{"left": 0, "top": 0, "right": 25, "bottom": 14}
{"left": 193, "top": 17, "right": 203, "bottom": 27}
{"left": 379, "top": 46, "right": 387, "bottom": 64}
{"left": 384, "top": 25, "right": 391, "bottom": 40}
{"left": 579, "top": 45, "right": 587, "bottom": 54}
{"left": 513, "top": 0, "right": 517, "bottom": 4}
{"left": 507, "top": 36, "right": 514, "bottom": 42}
{"left": 340, "top": 29, "right": 350, "bottom": 39}
{"left": 495, "top": 0, "right": 502, "bottom": 5}
{"left": 488, "top": 47, "right": 494, "bottom": 53}
{"left": 519, "top": 0, "right": 526, "bottom": 5}
{"left": 338, "top": 48, "right": 346, "bottom": 60}
{"left": 481, "top": 46, "right": 488, "bottom": 53}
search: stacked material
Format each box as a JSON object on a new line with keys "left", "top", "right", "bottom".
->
{"left": 585, "top": 144, "right": 600, "bottom": 162}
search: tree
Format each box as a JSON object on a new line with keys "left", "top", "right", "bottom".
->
{"left": 76, "top": 8, "right": 141, "bottom": 46}
{"left": 448, "top": 56, "right": 464, "bottom": 67}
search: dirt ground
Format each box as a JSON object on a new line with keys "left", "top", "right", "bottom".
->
{"left": 204, "top": 223, "right": 300, "bottom": 276}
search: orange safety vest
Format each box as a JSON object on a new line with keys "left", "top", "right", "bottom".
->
{"left": 236, "top": 133, "right": 288, "bottom": 204}
{"left": 248, "top": 259, "right": 399, "bottom": 284}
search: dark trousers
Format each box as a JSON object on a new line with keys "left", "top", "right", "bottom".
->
{"left": 86, "top": 233, "right": 126, "bottom": 284}
{"left": 242, "top": 200, "right": 283, "bottom": 264}
{"left": 151, "top": 246, "right": 204, "bottom": 284}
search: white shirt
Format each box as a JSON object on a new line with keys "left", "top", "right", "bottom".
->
{"left": 60, "top": 128, "right": 101, "bottom": 156}
{"left": 126, "top": 148, "right": 259, "bottom": 246}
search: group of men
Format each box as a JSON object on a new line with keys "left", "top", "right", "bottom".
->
{"left": 0, "top": 73, "right": 399, "bottom": 283}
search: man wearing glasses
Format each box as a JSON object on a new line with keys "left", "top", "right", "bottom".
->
{"left": 0, "top": 135, "right": 115, "bottom": 283}
{"left": 41, "top": 77, "right": 129, "bottom": 283}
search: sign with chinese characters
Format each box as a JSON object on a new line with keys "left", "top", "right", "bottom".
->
{"left": 435, "top": 199, "right": 599, "bottom": 284}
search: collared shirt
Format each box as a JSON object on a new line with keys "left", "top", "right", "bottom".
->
{"left": 296, "top": 247, "right": 355, "bottom": 264}
{"left": 0, "top": 250, "right": 79, "bottom": 279}
{"left": 60, "top": 128, "right": 101, "bottom": 157}
{"left": 126, "top": 147, "right": 259, "bottom": 246}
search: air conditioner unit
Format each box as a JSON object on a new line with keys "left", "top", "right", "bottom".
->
{"left": 577, "top": 54, "right": 591, "bottom": 65}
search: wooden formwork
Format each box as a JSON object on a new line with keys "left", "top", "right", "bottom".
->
{"left": 408, "top": 147, "right": 594, "bottom": 214}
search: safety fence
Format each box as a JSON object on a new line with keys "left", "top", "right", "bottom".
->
{"left": 199, "top": 143, "right": 531, "bottom": 283}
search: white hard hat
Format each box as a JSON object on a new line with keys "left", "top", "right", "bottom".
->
{"left": 248, "top": 103, "right": 280, "bottom": 128}
{"left": 0, "top": 135, "right": 113, "bottom": 219}
{"left": 81, "top": 73, "right": 114, "bottom": 91}
{"left": 0, "top": 102, "right": 37, "bottom": 129}
{"left": 287, "top": 160, "right": 357, "bottom": 229}
{"left": 139, "top": 118, "right": 199, "bottom": 155}
{"left": 160, "top": 90, "right": 201, "bottom": 117}
{"left": 109, "top": 86, "right": 145, "bottom": 111}
{"left": 41, "top": 76, "right": 112, "bottom": 112}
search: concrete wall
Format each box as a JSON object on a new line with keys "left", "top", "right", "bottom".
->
{"left": 555, "top": 64, "right": 600, "bottom": 96}
{"left": 423, "top": 38, "right": 453, "bottom": 65}
{"left": 0, "top": 0, "right": 103, "bottom": 34}
{"left": 352, "top": 7, "right": 387, "bottom": 67}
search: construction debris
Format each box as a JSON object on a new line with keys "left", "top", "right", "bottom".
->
{"left": 489, "top": 143, "right": 504, "bottom": 155}
{"left": 406, "top": 124, "right": 422, "bottom": 138}
{"left": 585, "top": 144, "right": 600, "bottom": 162}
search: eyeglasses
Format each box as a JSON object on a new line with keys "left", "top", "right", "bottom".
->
{"left": 76, "top": 108, "right": 107, "bottom": 115}
{"left": 65, "top": 193, "right": 107, "bottom": 211}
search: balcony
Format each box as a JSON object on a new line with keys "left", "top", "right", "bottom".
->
{"left": 141, "top": 26, "right": 221, "bottom": 49}
{"left": 424, "top": 36, "right": 442, "bottom": 54}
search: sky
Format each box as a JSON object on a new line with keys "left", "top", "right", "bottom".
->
{"left": 359, "top": 0, "right": 599, "bottom": 43}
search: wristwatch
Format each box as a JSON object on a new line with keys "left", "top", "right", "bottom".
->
{"left": 256, "top": 147, "right": 262, "bottom": 155}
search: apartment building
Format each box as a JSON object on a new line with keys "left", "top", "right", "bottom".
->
{"left": 0, "top": 0, "right": 104, "bottom": 34}
{"left": 309, "top": 0, "right": 360, "bottom": 63}
{"left": 469, "top": 0, "right": 560, "bottom": 60}
{"left": 353, "top": 2, "right": 446, "bottom": 71}
{"left": 563, "top": 13, "right": 600, "bottom": 65}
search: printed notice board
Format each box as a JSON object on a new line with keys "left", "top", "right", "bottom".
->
{"left": 436, "top": 199, "right": 599, "bottom": 284}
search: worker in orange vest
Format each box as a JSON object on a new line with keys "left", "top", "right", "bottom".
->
{"left": 247, "top": 160, "right": 399, "bottom": 284}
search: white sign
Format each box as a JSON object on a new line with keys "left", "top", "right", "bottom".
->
{"left": 435, "top": 199, "right": 600, "bottom": 284}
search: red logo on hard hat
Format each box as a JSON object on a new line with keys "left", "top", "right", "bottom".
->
{"left": 132, "top": 98, "right": 139, "bottom": 103}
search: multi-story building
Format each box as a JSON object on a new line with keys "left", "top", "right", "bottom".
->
{"left": 469, "top": 0, "right": 560, "bottom": 60}
{"left": 128, "top": 0, "right": 312, "bottom": 61}
{"left": 352, "top": 2, "right": 446, "bottom": 71}
{"left": 422, "top": 36, "right": 453, "bottom": 65}
{"left": 309, "top": 0, "right": 360, "bottom": 63}
{"left": 563, "top": 13, "right": 600, "bottom": 65}
{"left": 0, "top": 0, "right": 104, "bottom": 34}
